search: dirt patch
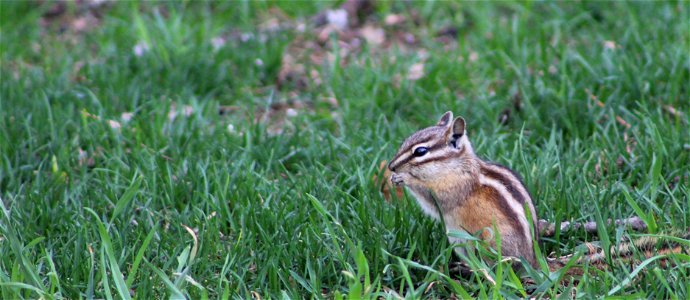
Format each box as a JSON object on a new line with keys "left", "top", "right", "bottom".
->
{"left": 39, "top": 0, "right": 111, "bottom": 34}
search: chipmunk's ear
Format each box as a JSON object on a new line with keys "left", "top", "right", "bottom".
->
{"left": 437, "top": 111, "right": 453, "bottom": 127}
{"left": 448, "top": 117, "right": 466, "bottom": 148}
{"left": 452, "top": 117, "right": 466, "bottom": 137}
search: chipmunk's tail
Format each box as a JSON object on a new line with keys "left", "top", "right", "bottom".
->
{"left": 547, "top": 230, "right": 690, "bottom": 274}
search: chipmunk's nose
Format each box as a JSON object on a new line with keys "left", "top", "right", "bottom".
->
{"left": 387, "top": 160, "right": 396, "bottom": 172}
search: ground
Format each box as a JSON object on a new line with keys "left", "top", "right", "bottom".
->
{"left": 1, "top": 1, "right": 689, "bottom": 298}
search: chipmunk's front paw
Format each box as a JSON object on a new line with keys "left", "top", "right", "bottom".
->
{"left": 390, "top": 173, "right": 405, "bottom": 186}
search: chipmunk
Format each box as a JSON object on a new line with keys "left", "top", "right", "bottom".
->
{"left": 388, "top": 111, "right": 538, "bottom": 267}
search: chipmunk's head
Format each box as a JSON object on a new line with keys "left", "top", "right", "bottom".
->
{"left": 388, "top": 111, "right": 477, "bottom": 187}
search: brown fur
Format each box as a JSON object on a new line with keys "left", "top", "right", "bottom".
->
{"left": 448, "top": 183, "right": 536, "bottom": 266}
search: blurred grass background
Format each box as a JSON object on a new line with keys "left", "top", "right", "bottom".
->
{"left": 1, "top": 0, "right": 689, "bottom": 298}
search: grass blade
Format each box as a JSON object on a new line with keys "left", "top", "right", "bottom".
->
{"left": 621, "top": 187, "right": 658, "bottom": 233}
{"left": 111, "top": 173, "right": 143, "bottom": 221}
{"left": 86, "top": 208, "right": 132, "bottom": 300}
{"left": 384, "top": 250, "right": 471, "bottom": 299}
{"left": 608, "top": 254, "right": 690, "bottom": 296}
{"left": 100, "top": 245, "right": 114, "bottom": 300}
{"left": 0, "top": 282, "right": 47, "bottom": 297}
{"left": 0, "top": 197, "right": 46, "bottom": 295}
{"left": 126, "top": 225, "right": 157, "bottom": 287}
{"left": 145, "top": 259, "right": 186, "bottom": 300}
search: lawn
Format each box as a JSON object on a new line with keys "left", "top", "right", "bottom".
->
{"left": 1, "top": 1, "right": 689, "bottom": 298}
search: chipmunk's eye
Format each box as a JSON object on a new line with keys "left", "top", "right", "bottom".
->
{"left": 413, "top": 147, "right": 429, "bottom": 157}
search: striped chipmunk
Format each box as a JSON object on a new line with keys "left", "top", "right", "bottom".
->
{"left": 388, "top": 111, "right": 538, "bottom": 267}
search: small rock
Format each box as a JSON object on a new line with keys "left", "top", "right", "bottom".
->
{"left": 384, "top": 14, "right": 404, "bottom": 26}
{"left": 326, "top": 9, "right": 348, "bottom": 30}
{"left": 469, "top": 52, "right": 479, "bottom": 62}
{"left": 121, "top": 112, "right": 134, "bottom": 123}
{"left": 360, "top": 25, "right": 385, "bottom": 46}
{"left": 407, "top": 63, "right": 425, "bottom": 81}
{"left": 133, "top": 42, "right": 149, "bottom": 57}
{"left": 211, "top": 37, "right": 226, "bottom": 51}
{"left": 603, "top": 40, "right": 617, "bottom": 50}
{"left": 286, "top": 108, "right": 298, "bottom": 118}
{"left": 108, "top": 120, "right": 121, "bottom": 130}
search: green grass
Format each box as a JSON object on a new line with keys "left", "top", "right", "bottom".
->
{"left": 1, "top": 1, "right": 689, "bottom": 298}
